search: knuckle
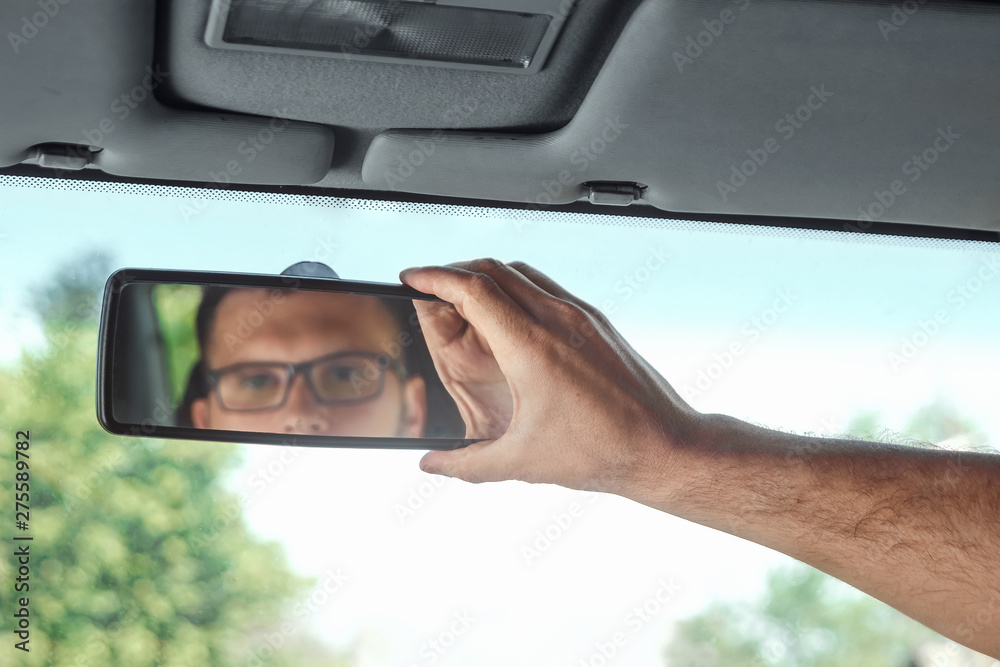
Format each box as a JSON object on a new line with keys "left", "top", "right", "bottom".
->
{"left": 467, "top": 272, "right": 501, "bottom": 298}
{"left": 471, "top": 257, "right": 505, "bottom": 273}
{"left": 550, "top": 298, "right": 583, "bottom": 321}
{"left": 551, "top": 300, "right": 599, "bottom": 338}
{"left": 578, "top": 302, "right": 610, "bottom": 328}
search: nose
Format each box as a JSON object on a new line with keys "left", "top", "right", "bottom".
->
{"left": 282, "top": 373, "right": 331, "bottom": 435}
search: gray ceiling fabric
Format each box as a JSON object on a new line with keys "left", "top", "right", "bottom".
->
{"left": 2, "top": 0, "right": 998, "bottom": 233}
{"left": 0, "top": 0, "right": 335, "bottom": 184}
{"left": 362, "top": 0, "right": 1000, "bottom": 232}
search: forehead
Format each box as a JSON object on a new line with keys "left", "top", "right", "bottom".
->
{"left": 206, "top": 288, "right": 399, "bottom": 364}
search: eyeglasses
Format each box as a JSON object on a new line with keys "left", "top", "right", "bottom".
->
{"left": 205, "top": 351, "right": 407, "bottom": 412}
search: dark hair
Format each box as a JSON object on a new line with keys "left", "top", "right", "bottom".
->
{"left": 175, "top": 285, "right": 464, "bottom": 438}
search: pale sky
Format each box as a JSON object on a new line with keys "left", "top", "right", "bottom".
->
{"left": 2, "top": 175, "right": 998, "bottom": 665}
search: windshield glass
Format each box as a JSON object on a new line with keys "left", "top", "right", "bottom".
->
{"left": 1, "top": 174, "right": 997, "bottom": 666}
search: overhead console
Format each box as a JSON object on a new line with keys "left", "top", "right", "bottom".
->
{"left": 204, "top": 0, "right": 575, "bottom": 75}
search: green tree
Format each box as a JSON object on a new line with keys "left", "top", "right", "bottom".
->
{"left": 845, "top": 400, "right": 992, "bottom": 453}
{"left": 664, "top": 401, "right": 992, "bottom": 667}
{"left": 665, "top": 564, "right": 937, "bottom": 667}
{"left": 153, "top": 284, "right": 203, "bottom": 406}
{"left": 28, "top": 252, "right": 113, "bottom": 325}
{"left": 1, "top": 256, "right": 349, "bottom": 666}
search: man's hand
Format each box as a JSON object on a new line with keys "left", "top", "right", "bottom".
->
{"left": 401, "top": 258, "right": 704, "bottom": 495}
{"left": 402, "top": 258, "right": 1000, "bottom": 659}
{"left": 413, "top": 284, "right": 514, "bottom": 440}
{"left": 409, "top": 282, "right": 513, "bottom": 440}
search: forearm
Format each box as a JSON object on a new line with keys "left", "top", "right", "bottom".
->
{"left": 631, "top": 413, "right": 1000, "bottom": 657}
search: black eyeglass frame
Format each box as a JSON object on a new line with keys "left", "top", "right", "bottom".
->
{"left": 205, "top": 350, "right": 409, "bottom": 412}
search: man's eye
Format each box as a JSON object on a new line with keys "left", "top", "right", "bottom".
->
{"left": 325, "top": 365, "right": 359, "bottom": 383}
{"left": 240, "top": 373, "right": 279, "bottom": 390}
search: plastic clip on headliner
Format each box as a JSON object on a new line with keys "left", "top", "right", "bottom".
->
{"left": 585, "top": 181, "right": 647, "bottom": 206}
{"left": 22, "top": 144, "right": 102, "bottom": 171}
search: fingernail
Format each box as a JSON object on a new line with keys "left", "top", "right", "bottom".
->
{"left": 400, "top": 266, "right": 423, "bottom": 279}
{"left": 421, "top": 463, "right": 442, "bottom": 476}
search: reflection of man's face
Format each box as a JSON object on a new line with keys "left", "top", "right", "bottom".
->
{"left": 191, "top": 289, "right": 426, "bottom": 438}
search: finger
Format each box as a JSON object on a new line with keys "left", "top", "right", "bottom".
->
{"left": 400, "top": 265, "right": 528, "bottom": 359}
{"left": 441, "top": 258, "right": 564, "bottom": 322}
{"left": 508, "top": 261, "right": 674, "bottom": 404}
{"left": 419, "top": 438, "right": 522, "bottom": 484}
{"left": 505, "top": 261, "right": 576, "bottom": 300}
{"left": 406, "top": 261, "right": 510, "bottom": 349}
{"left": 409, "top": 297, "right": 499, "bottom": 365}
{"left": 507, "top": 261, "right": 612, "bottom": 327}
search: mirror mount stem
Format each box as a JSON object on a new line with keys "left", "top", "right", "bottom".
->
{"left": 281, "top": 261, "right": 340, "bottom": 279}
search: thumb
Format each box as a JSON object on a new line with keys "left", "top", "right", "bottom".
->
{"left": 419, "top": 438, "right": 519, "bottom": 484}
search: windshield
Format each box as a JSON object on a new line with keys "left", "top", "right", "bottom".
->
{"left": 1, "top": 174, "right": 997, "bottom": 666}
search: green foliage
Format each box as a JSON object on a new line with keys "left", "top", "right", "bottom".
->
{"left": 845, "top": 400, "right": 992, "bottom": 452}
{"left": 153, "top": 284, "right": 204, "bottom": 406}
{"left": 843, "top": 410, "right": 882, "bottom": 440}
{"left": 0, "top": 261, "right": 349, "bottom": 666}
{"left": 29, "top": 252, "right": 112, "bottom": 326}
{"left": 901, "top": 398, "right": 989, "bottom": 450}
{"left": 664, "top": 400, "right": 989, "bottom": 666}
{"left": 665, "top": 565, "right": 937, "bottom": 667}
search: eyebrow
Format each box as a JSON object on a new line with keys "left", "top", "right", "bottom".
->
{"left": 209, "top": 332, "right": 368, "bottom": 367}
{"left": 210, "top": 349, "right": 389, "bottom": 372}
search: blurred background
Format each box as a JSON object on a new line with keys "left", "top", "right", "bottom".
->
{"left": 1, "top": 176, "right": 998, "bottom": 666}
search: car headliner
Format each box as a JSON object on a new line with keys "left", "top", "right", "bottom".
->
{"left": 1, "top": 0, "right": 998, "bottom": 235}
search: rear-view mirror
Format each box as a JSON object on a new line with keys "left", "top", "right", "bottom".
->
{"left": 97, "top": 268, "right": 474, "bottom": 450}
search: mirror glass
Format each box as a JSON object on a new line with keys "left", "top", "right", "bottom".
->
{"left": 110, "top": 282, "right": 465, "bottom": 439}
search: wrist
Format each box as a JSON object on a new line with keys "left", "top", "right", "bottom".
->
{"left": 621, "top": 410, "right": 733, "bottom": 510}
